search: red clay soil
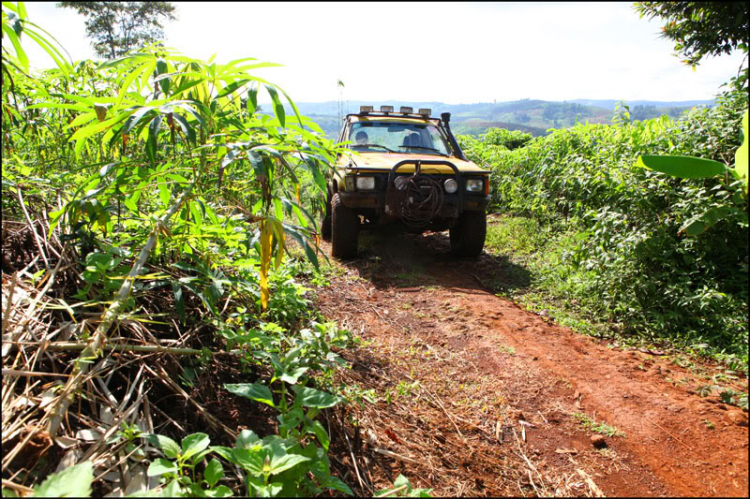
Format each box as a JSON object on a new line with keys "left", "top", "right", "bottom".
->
{"left": 314, "top": 229, "right": 748, "bottom": 497}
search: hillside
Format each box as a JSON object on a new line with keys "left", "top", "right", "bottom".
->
{"left": 287, "top": 98, "right": 713, "bottom": 138}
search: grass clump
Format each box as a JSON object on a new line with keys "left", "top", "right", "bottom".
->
{"left": 573, "top": 412, "right": 625, "bottom": 438}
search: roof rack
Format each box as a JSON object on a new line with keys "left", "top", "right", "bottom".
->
{"left": 358, "top": 105, "right": 432, "bottom": 118}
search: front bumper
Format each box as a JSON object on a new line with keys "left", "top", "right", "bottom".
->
{"left": 338, "top": 191, "right": 490, "bottom": 214}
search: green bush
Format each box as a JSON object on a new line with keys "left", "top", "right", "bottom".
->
{"left": 459, "top": 88, "right": 749, "bottom": 357}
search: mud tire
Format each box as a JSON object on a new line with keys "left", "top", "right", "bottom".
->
{"left": 331, "top": 193, "right": 359, "bottom": 258}
{"left": 321, "top": 190, "right": 332, "bottom": 241}
{"left": 449, "top": 210, "right": 486, "bottom": 257}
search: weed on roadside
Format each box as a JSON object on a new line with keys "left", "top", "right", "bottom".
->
{"left": 573, "top": 412, "right": 625, "bottom": 438}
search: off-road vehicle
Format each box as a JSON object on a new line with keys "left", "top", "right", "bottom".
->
{"left": 322, "top": 106, "right": 490, "bottom": 259}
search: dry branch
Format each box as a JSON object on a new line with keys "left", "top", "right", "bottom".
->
{"left": 46, "top": 185, "right": 194, "bottom": 437}
{"left": 41, "top": 342, "right": 203, "bottom": 355}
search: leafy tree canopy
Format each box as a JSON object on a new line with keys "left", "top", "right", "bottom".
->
{"left": 58, "top": 1, "right": 176, "bottom": 59}
{"left": 634, "top": 1, "right": 748, "bottom": 68}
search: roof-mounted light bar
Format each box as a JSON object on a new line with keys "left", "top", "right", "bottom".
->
{"left": 380, "top": 105, "right": 394, "bottom": 113}
{"left": 400, "top": 106, "right": 413, "bottom": 114}
{"left": 360, "top": 106, "right": 373, "bottom": 114}
{"left": 418, "top": 108, "right": 431, "bottom": 116}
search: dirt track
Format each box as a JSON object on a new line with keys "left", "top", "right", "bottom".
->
{"left": 315, "top": 228, "right": 749, "bottom": 497}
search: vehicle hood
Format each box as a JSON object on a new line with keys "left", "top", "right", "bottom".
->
{"left": 338, "top": 152, "right": 488, "bottom": 175}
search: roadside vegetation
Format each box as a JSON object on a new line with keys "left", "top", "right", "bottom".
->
{"left": 458, "top": 87, "right": 748, "bottom": 367}
{"left": 1, "top": 2, "right": 377, "bottom": 497}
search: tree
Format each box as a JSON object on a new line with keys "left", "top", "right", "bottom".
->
{"left": 634, "top": 2, "right": 748, "bottom": 70}
{"left": 58, "top": 2, "right": 176, "bottom": 59}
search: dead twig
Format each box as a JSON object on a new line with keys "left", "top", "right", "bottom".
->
{"left": 2, "top": 273, "right": 18, "bottom": 335}
{"left": 42, "top": 342, "right": 204, "bottom": 355}
{"left": 648, "top": 419, "right": 692, "bottom": 450}
{"left": 372, "top": 447, "right": 419, "bottom": 465}
{"left": 378, "top": 484, "right": 408, "bottom": 497}
{"left": 16, "top": 187, "right": 50, "bottom": 272}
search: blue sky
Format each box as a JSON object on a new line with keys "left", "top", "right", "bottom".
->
{"left": 23, "top": 2, "right": 746, "bottom": 104}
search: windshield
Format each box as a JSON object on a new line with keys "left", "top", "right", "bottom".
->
{"left": 348, "top": 121, "right": 452, "bottom": 156}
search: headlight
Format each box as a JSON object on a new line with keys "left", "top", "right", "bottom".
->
{"left": 466, "top": 179, "right": 483, "bottom": 192}
{"left": 356, "top": 176, "right": 376, "bottom": 190}
{"left": 345, "top": 176, "right": 355, "bottom": 191}
{"left": 444, "top": 178, "right": 458, "bottom": 194}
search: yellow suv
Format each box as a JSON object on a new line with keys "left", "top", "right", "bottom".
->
{"left": 322, "top": 106, "right": 490, "bottom": 258}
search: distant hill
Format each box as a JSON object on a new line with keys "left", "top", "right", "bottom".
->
{"left": 570, "top": 99, "right": 713, "bottom": 109}
{"left": 282, "top": 98, "right": 714, "bottom": 139}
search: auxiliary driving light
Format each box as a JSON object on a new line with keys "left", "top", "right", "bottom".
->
{"left": 394, "top": 176, "right": 408, "bottom": 191}
{"left": 380, "top": 106, "right": 394, "bottom": 113}
{"left": 418, "top": 108, "right": 431, "bottom": 116}
{"left": 466, "top": 179, "right": 483, "bottom": 192}
{"left": 356, "top": 176, "right": 376, "bottom": 190}
{"left": 360, "top": 106, "right": 373, "bottom": 114}
{"left": 400, "top": 106, "right": 413, "bottom": 114}
{"left": 444, "top": 178, "right": 458, "bottom": 194}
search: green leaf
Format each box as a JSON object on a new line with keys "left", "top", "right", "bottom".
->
{"left": 735, "top": 109, "right": 748, "bottom": 193}
{"left": 209, "top": 446, "right": 235, "bottom": 464}
{"left": 147, "top": 114, "right": 163, "bottom": 163}
{"left": 267, "top": 452, "right": 310, "bottom": 475}
{"left": 116, "top": 61, "right": 153, "bottom": 109}
{"left": 161, "top": 480, "right": 183, "bottom": 497}
{"left": 636, "top": 155, "right": 727, "bottom": 179}
{"left": 171, "top": 113, "right": 196, "bottom": 145}
{"left": 293, "top": 386, "right": 340, "bottom": 409}
{"left": 33, "top": 461, "right": 93, "bottom": 497}
{"left": 204, "top": 485, "right": 233, "bottom": 498}
{"left": 2, "top": 23, "right": 28, "bottom": 72}
{"left": 216, "top": 79, "right": 250, "bottom": 99}
{"left": 235, "top": 430, "right": 260, "bottom": 449}
{"left": 224, "top": 383, "right": 275, "bottom": 407}
{"left": 204, "top": 459, "right": 223, "bottom": 488}
{"left": 158, "top": 181, "right": 171, "bottom": 207}
{"left": 229, "top": 448, "right": 265, "bottom": 474}
{"left": 326, "top": 476, "right": 353, "bottom": 496}
{"left": 181, "top": 433, "right": 210, "bottom": 461}
{"left": 156, "top": 58, "right": 170, "bottom": 94}
{"left": 250, "top": 482, "right": 283, "bottom": 497}
{"left": 679, "top": 206, "right": 731, "bottom": 236}
{"left": 279, "top": 367, "right": 308, "bottom": 385}
{"left": 309, "top": 420, "right": 330, "bottom": 450}
{"left": 145, "top": 434, "right": 181, "bottom": 459}
{"left": 147, "top": 458, "right": 179, "bottom": 477}
{"left": 247, "top": 85, "right": 258, "bottom": 114}
{"left": 265, "top": 85, "right": 285, "bottom": 127}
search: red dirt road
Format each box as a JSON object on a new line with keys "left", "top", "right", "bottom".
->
{"left": 316, "top": 229, "right": 748, "bottom": 497}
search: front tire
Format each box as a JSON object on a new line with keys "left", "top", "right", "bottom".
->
{"left": 331, "top": 193, "right": 359, "bottom": 258}
{"left": 321, "top": 191, "right": 332, "bottom": 241}
{"left": 449, "top": 210, "right": 486, "bottom": 257}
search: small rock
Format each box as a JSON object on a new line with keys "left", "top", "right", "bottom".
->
{"left": 591, "top": 435, "right": 607, "bottom": 449}
{"left": 725, "top": 410, "right": 749, "bottom": 427}
{"left": 539, "top": 309, "right": 550, "bottom": 318}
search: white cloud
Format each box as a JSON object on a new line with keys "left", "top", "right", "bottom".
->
{"left": 20, "top": 2, "right": 745, "bottom": 104}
